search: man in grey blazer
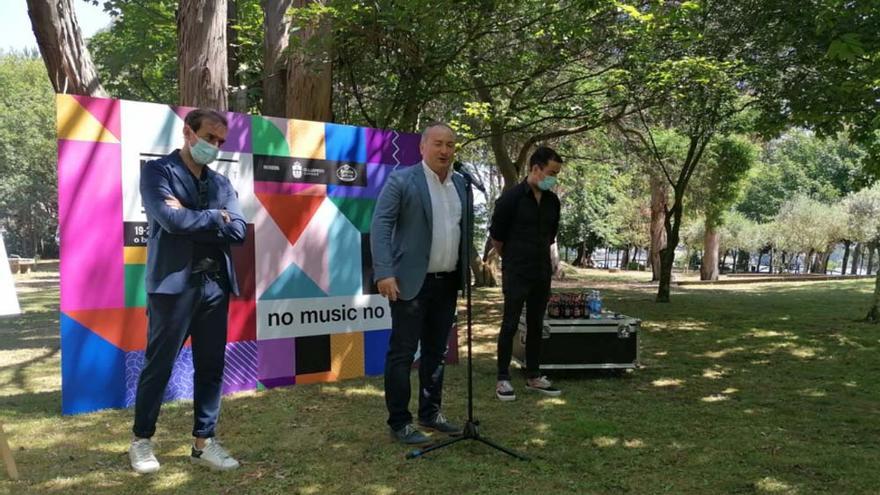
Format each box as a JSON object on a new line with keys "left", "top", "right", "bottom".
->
{"left": 371, "top": 122, "right": 468, "bottom": 444}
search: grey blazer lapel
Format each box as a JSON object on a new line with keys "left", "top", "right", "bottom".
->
{"left": 414, "top": 164, "right": 433, "bottom": 232}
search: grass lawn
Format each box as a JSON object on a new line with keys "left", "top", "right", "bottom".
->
{"left": 1, "top": 268, "right": 879, "bottom": 494}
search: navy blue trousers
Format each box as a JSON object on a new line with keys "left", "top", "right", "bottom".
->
{"left": 384, "top": 274, "right": 458, "bottom": 429}
{"left": 132, "top": 274, "right": 229, "bottom": 439}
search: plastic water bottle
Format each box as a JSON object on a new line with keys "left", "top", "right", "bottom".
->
{"left": 588, "top": 290, "right": 602, "bottom": 318}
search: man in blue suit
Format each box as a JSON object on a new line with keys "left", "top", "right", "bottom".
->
{"left": 129, "top": 109, "right": 246, "bottom": 474}
{"left": 371, "top": 122, "right": 469, "bottom": 444}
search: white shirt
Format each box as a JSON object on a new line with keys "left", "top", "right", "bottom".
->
{"left": 422, "top": 162, "right": 462, "bottom": 273}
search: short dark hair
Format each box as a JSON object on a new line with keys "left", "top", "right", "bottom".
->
{"left": 529, "top": 146, "right": 563, "bottom": 169}
{"left": 184, "top": 108, "right": 228, "bottom": 133}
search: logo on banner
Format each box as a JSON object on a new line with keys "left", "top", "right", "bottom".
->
{"left": 336, "top": 164, "right": 358, "bottom": 182}
{"left": 291, "top": 161, "right": 303, "bottom": 179}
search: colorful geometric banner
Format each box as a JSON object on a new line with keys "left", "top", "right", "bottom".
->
{"left": 58, "top": 95, "right": 457, "bottom": 415}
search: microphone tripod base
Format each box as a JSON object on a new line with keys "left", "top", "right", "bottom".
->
{"left": 406, "top": 419, "right": 529, "bottom": 461}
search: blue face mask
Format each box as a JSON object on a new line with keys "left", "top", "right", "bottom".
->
{"left": 538, "top": 175, "right": 557, "bottom": 191}
{"left": 190, "top": 136, "right": 220, "bottom": 165}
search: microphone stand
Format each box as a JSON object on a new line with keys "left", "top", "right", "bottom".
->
{"left": 406, "top": 168, "right": 528, "bottom": 461}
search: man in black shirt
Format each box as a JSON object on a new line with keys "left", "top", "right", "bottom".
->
{"left": 489, "top": 146, "right": 563, "bottom": 401}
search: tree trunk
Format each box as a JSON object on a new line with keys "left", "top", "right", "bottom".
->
{"left": 851, "top": 243, "right": 862, "bottom": 275}
{"left": 574, "top": 242, "right": 585, "bottom": 267}
{"left": 866, "top": 245, "right": 876, "bottom": 275}
{"left": 649, "top": 175, "right": 668, "bottom": 281}
{"left": 620, "top": 246, "right": 631, "bottom": 270}
{"left": 866, "top": 266, "right": 880, "bottom": 322}
{"left": 178, "top": 0, "right": 228, "bottom": 110}
{"left": 227, "top": 0, "right": 248, "bottom": 112}
{"left": 287, "top": 0, "right": 332, "bottom": 121}
{"left": 26, "top": 0, "right": 107, "bottom": 96}
{"left": 840, "top": 240, "right": 851, "bottom": 276}
{"left": 261, "top": 0, "right": 293, "bottom": 116}
{"left": 700, "top": 223, "right": 720, "bottom": 281}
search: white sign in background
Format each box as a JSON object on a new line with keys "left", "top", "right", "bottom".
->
{"left": 257, "top": 295, "right": 392, "bottom": 340}
{"left": 0, "top": 231, "right": 22, "bottom": 316}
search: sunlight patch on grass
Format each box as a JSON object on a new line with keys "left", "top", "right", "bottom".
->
{"left": 843, "top": 381, "right": 858, "bottom": 388}
{"left": 797, "top": 388, "right": 826, "bottom": 398}
{"left": 700, "top": 394, "right": 729, "bottom": 403}
{"left": 654, "top": 351, "right": 668, "bottom": 356}
{"left": 592, "top": 436, "right": 618, "bottom": 447}
{"left": 667, "top": 320, "right": 709, "bottom": 332}
{"left": 537, "top": 397, "right": 567, "bottom": 407}
{"left": 701, "top": 367, "right": 728, "bottom": 379}
{"left": 533, "top": 423, "right": 551, "bottom": 433}
{"left": 831, "top": 334, "right": 867, "bottom": 349}
{"left": 652, "top": 378, "right": 684, "bottom": 387}
{"left": 755, "top": 476, "right": 796, "bottom": 493}
{"left": 746, "top": 329, "right": 798, "bottom": 340}
{"left": 342, "top": 385, "right": 383, "bottom": 398}
{"left": 300, "top": 484, "right": 325, "bottom": 494}
{"left": 526, "top": 437, "right": 548, "bottom": 448}
{"left": 702, "top": 347, "right": 746, "bottom": 359}
{"left": 365, "top": 485, "right": 397, "bottom": 495}
{"left": 623, "top": 438, "right": 645, "bottom": 448}
{"left": 750, "top": 359, "right": 771, "bottom": 365}
{"left": 721, "top": 388, "right": 738, "bottom": 394}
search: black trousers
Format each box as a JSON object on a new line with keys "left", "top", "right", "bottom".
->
{"left": 384, "top": 273, "right": 459, "bottom": 430}
{"left": 132, "top": 273, "right": 229, "bottom": 439}
{"left": 496, "top": 270, "right": 551, "bottom": 381}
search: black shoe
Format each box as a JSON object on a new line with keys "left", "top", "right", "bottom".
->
{"left": 418, "top": 412, "right": 462, "bottom": 435}
{"left": 390, "top": 424, "right": 430, "bottom": 445}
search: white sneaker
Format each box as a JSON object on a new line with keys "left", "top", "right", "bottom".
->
{"left": 129, "top": 438, "right": 160, "bottom": 474}
{"left": 526, "top": 376, "right": 562, "bottom": 396}
{"left": 496, "top": 380, "right": 516, "bottom": 401}
{"left": 190, "top": 438, "right": 240, "bottom": 471}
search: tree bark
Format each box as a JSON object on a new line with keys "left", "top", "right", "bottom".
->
{"left": 620, "top": 245, "right": 631, "bottom": 270}
{"left": 286, "top": 0, "right": 332, "bottom": 121}
{"left": 227, "top": 0, "right": 248, "bottom": 111}
{"left": 866, "top": 266, "right": 880, "bottom": 322}
{"left": 840, "top": 240, "right": 851, "bottom": 276}
{"left": 178, "top": 0, "right": 228, "bottom": 110}
{"left": 866, "top": 245, "right": 875, "bottom": 275}
{"left": 26, "top": 0, "right": 107, "bottom": 96}
{"left": 700, "top": 223, "right": 720, "bottom": 281}
{"left": 851, "top": 243, "right": 862, "bottom": 275}
{"left": 649, "top": 174, "right": 668, "bottom": 281}
{"left": 261, "top": 0, "right": 293, "bottom": 116}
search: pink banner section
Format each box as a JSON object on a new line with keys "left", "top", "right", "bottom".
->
{"left": 59, "top": 140, "right": 124, "bottom": 311}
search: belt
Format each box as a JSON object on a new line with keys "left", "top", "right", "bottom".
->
{"left": 426, "top": 271, "right": 457, "bottom": 279}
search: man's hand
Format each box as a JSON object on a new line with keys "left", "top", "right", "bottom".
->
{"left": 220, "top": 210, "right": 231, "bottom": 223}
{"left": 491, "top": 238, "right": 504, "bottom": 257}
{"left": 376, "top": 277, "right": 400, "bottom": 302}
{"left": 165, "top": 196, "right": 183, "bottom": 210}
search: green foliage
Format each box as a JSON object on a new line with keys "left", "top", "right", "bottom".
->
{"left": 737, "top": 130, "right": 868, "bottom": 222}
{"left": 690, "top": 134, "right": 757, "bottom": 228}
{"left": 0, "top": 55, "right": 57, "bottom": 257}
{"left": 88, "top": 0, "right": 264, "bottom": 109}
{"left": 88, "top": 0, "right": 178, "bottom": 104}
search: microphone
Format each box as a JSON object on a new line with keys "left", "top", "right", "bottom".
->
{"left": 453, "top": 161, "right": 487, "bottom": 194}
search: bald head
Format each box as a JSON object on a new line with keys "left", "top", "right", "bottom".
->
{"left": 419, "top": 122, "right": 456, "bottom": 173}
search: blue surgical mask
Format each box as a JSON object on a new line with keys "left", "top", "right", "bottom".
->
{"left": 538, "top": 175, "right": 557, "bottom": 191}
{"left": 191, "top": 136, "right": 220, "bottom": 165}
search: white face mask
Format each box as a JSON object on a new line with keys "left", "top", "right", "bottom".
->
{"left": 190, "top": 136, "right": 220, "bottom": 165}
